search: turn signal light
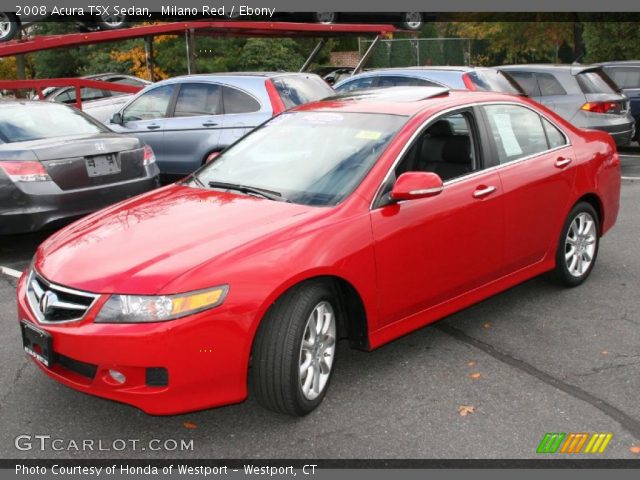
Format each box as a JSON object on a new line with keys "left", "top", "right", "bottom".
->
{"left": 581, "top": 101, "right": 620, "bottom": 114}
{"left": 0, "top": 161, "right": 51, "bottom": 182}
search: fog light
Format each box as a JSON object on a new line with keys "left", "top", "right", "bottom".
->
{"left": 108, "top": 369, "right": 126, "bottom": 384}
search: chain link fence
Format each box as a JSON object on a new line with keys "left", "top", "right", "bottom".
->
{"left": 358, "top": 38, "right": 486, "bottom": 68}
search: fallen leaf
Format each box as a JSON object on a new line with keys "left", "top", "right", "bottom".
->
{"left": 458, "top": 405, "right": 475, "bottom": 417}
{"left": 183, "top": 421, "right": 198, "bottom": 430}
{"left": 630, "top": 445, "right": 640, "bottom": 454}
{"left": 482, "top": 322, "right": 491, "bottom": 329}
{"left": 600, "top": 350, "right": 609, "bottom": 356}
{"left": 467, "top": 361, "right": 477, "bottom": 367}
{"left": 469, "top": 372, "right": 482, "bottom": 379}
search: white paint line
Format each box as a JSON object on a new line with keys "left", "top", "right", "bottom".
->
{"left": 622, "top": 177, "right": 638, "bottom": 181}
{"left": 0, "top": 266, "right": 22, "bottom": 279}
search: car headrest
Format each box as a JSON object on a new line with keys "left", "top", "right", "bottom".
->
{"left": 426, "top": 120, "right": 454, "bottom": 138}
{"left": 442, "top": 136, "right": 471, "bottom": 164}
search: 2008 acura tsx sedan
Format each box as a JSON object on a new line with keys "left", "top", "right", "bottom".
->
{"left": 17, "top": 87, "right": 621, "bottom": 416}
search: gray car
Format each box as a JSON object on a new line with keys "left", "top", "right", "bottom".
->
{"left": 0, "top": 101, "right": 160, "bottom": 235}
{"left": 499, "top": 64, "right": 635, "bottom": 146}
{"left": 109, "top": 72, "right": 335, "bottom": 181}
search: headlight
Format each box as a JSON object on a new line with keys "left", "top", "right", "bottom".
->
{"left": 95, "top": 285, "right": 228, "bottom": 323}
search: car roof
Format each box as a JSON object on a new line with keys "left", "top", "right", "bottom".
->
{"left": 499, "top": 64, "right": 602, "bottom": 75}
{"left": 292, "top": 86, "right": 522, "bottom": 116}
{"left": 167, "top": 72, "right": 319, "bottom": 81}
{"left": 595, "top": 60, "right": 640, "bottom": 67}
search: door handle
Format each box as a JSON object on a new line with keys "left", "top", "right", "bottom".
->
{"left": 555, "top": 157, "right": 572, "bottom": 168}
{"left": 146, "top": 124, "right": 161, "bottom": 130}
{"left": 202, "top": 122, "right": 218, "bottom": 127}
{"left": 473, "top": 185, "right": 496, "bottom": 199}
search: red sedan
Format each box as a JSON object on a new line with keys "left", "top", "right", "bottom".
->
{"left": 17, "top": 87, "right": 621, "bottom": 416}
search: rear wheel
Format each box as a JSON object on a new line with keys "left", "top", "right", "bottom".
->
{"left": 313, "top": 12, "right": 338, "bottom": 25}
{"left": 0, "top": 12, "right": 19, "bottom": 42}
{"left": 400, "top": 12, "right": 424, "bottom": 31}
{"left": 548, "top": 202, "right": 599, "bottom": 287}
{"left": 251, "top": 282, "right": 338, "bottom": 416}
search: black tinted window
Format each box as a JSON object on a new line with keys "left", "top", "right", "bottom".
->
{"left": 483, "top": 105, "right": 549, "bottom": 163}
{"left": 272, "top": 75, "right": 334, "bottom": 109}
{"left": 577, "top": 70, "right": 620, "bottom": 94}
{"left": 542, "top": 118, "right": 567, "bottom": 149}
{"left": 505, "top": 71, "right": 541, "bottom": 97}
{"left": 174, "top": 83, "right": 222, "bottom": 117}
{"left": 537, "top": 73, "right": 567, "bottom": 96}
{"left": 467, "top": 70, "right": 525, "bottom": 95}
{"left": 222, "top": 86, "right": 260, "bottom": 114}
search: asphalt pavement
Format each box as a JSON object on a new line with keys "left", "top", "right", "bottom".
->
{"left": 0, "top": 157, "right": 638, "bottom": 460}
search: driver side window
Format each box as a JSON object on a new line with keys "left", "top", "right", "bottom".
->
{"left": 394, "top": 111, "right": 478, "bottom": 182}
{"left": 123, "top": 85, "right": 174, "bottom": 122}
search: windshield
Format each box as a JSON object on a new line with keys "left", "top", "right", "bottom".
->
{"left": 194, "top": 111, "right": 407, "bottom": 206}
{"left": 0, "top": 103, "right": 108, "bottom": 143}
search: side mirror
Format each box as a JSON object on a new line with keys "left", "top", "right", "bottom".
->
{"left": 390, "top": 172, "right": 444, "bottom": 201}
{"left": 110, "top": 112, "right": 123, "bottom": 125}
{"left": 205, "top": 151, "right": 221, "bottom": 164}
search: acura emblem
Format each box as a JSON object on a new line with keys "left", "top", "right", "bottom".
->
{"left": 39, "top": 290, "right": 58, "bottom": 316}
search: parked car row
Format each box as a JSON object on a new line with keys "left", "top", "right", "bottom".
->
{"left": 334, "top": 64, "right": 636, "bottom": 146}
{"left": 3, "top": 60, "right": 639, "bottom": 236}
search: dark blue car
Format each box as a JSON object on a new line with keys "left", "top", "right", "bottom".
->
{"left": 597, "top": 61, "right": 640, "bottom": 142}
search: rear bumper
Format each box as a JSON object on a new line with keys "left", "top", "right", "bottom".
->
{"left": 594, "top": 123, "right": 635, "bottom": 146}
{"left": 0, "top": 166, "right": 160, "bottom": 235}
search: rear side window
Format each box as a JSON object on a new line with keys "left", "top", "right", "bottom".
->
{"left": 335, "top": 77, "right": 376, "bottom": 92}
{"left": 376, "top": 76, "right": 441, "bottom": 88}
{"left": 576, "top": 70, "right": 620, "bottom": 94}
{"left": 542, "top": 118, "right": 567, "bottom": 149}
{"left": 174, "top": 83, "right": 222, "bottom": 117}
{"left": 222, "top": 86, "right": 260, "bottom": 114}
{"left": 272, "top": 75, "right": 334, "bottom": 109}
{"left": 483, "top": 104, "right": 552, "bottom": 163}
{"left": 466, "top": 70, "right": 526, "bottom": 95}
{"left": 506, "top": 71, "right": 541, "bottom": 97}
{"left": 603, "top": 67, "right": 640, "bottom": 89}
{"left": 537, "top": 73, "right": 567, "bottom": 96}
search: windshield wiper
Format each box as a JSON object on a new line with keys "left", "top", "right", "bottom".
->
{"left": 208, "top": 181, "right": 289, "bottom": 202}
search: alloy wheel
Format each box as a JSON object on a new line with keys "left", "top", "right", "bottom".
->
{"left": 403, "top": 12, "right": 423, "bottom": 30}
{"left": 0, "top": 13, "right": 12, "bottom": 39}
{"left": 565, "top": 212, "right": 597, "bottom": 277}
{"left": 298, "top": 301, "right": 336, "bottom": 401}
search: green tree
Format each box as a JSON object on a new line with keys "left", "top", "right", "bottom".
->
{"left": 238, "top": 38, "right": 305, "bottom": 71}
{"left": 583, "top": 23, "right": 640, "bottom": 62}
{"left": 31, "top": 23, "right": 84, "bottom": 78}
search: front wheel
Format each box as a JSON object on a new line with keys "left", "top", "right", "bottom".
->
{"left": 95, "top": 14, "right": 129, "bottom": 30}
{"left": 251, "top": 282, "right": 338, "bottom": 416}
{"left": 548, "top": 202, "right": 600, "bottom": 287}
{"left": 0, "top": 12, "right": 19, "bottom": 42}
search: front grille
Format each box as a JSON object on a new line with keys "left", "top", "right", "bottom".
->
{"left": 26, "top": 270, "right": 99, "bottom": 324}
{"left": 56, "top": 354, "right": 98, "bottom": 379}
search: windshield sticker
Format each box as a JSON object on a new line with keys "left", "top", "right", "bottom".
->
{"left": 303, "top": 113, "right": 345, "bottom": 125}
{"left": 492, "top": 113, "right": 523, "bottom": 157}
{"left": 355, "top": 130, "right": 383, "bottom": 140}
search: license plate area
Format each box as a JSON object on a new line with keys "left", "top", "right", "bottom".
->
{"left": 85, "top": 154, "right": 120, "bottom": 177}
{"left": 21, "top": 321, "right": 54, "bottom": 367}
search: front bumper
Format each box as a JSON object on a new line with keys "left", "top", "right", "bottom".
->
{"left": 16, "top": 273, "right": 250, "bottom": 415}
{"left": 0, "top": 166, "right": 160, "bottom": 235}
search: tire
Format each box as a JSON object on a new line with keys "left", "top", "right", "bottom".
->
{"left": 95, "top": 14, "right": 129, "bottom": 30}
{"left": 547, "top": 202, "right": 600, "bottom": 287}
{"left": 312, "top": 12, "right": 338, "bottom": 25}
{"left": 634, "top": 119, "right": 640, "bottom": 143}
{"left": 251, "top": 281, "right": 338, "bottom": 416}
{"left": 400, "top": 12, "right": 424, "bottom": 31}
{"left": 0, "top": 12, "right": 20, "bottom": 42}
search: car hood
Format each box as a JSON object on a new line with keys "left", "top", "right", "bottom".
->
{"left": 35, "top": 184, "right": 326, "bottom": 295}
